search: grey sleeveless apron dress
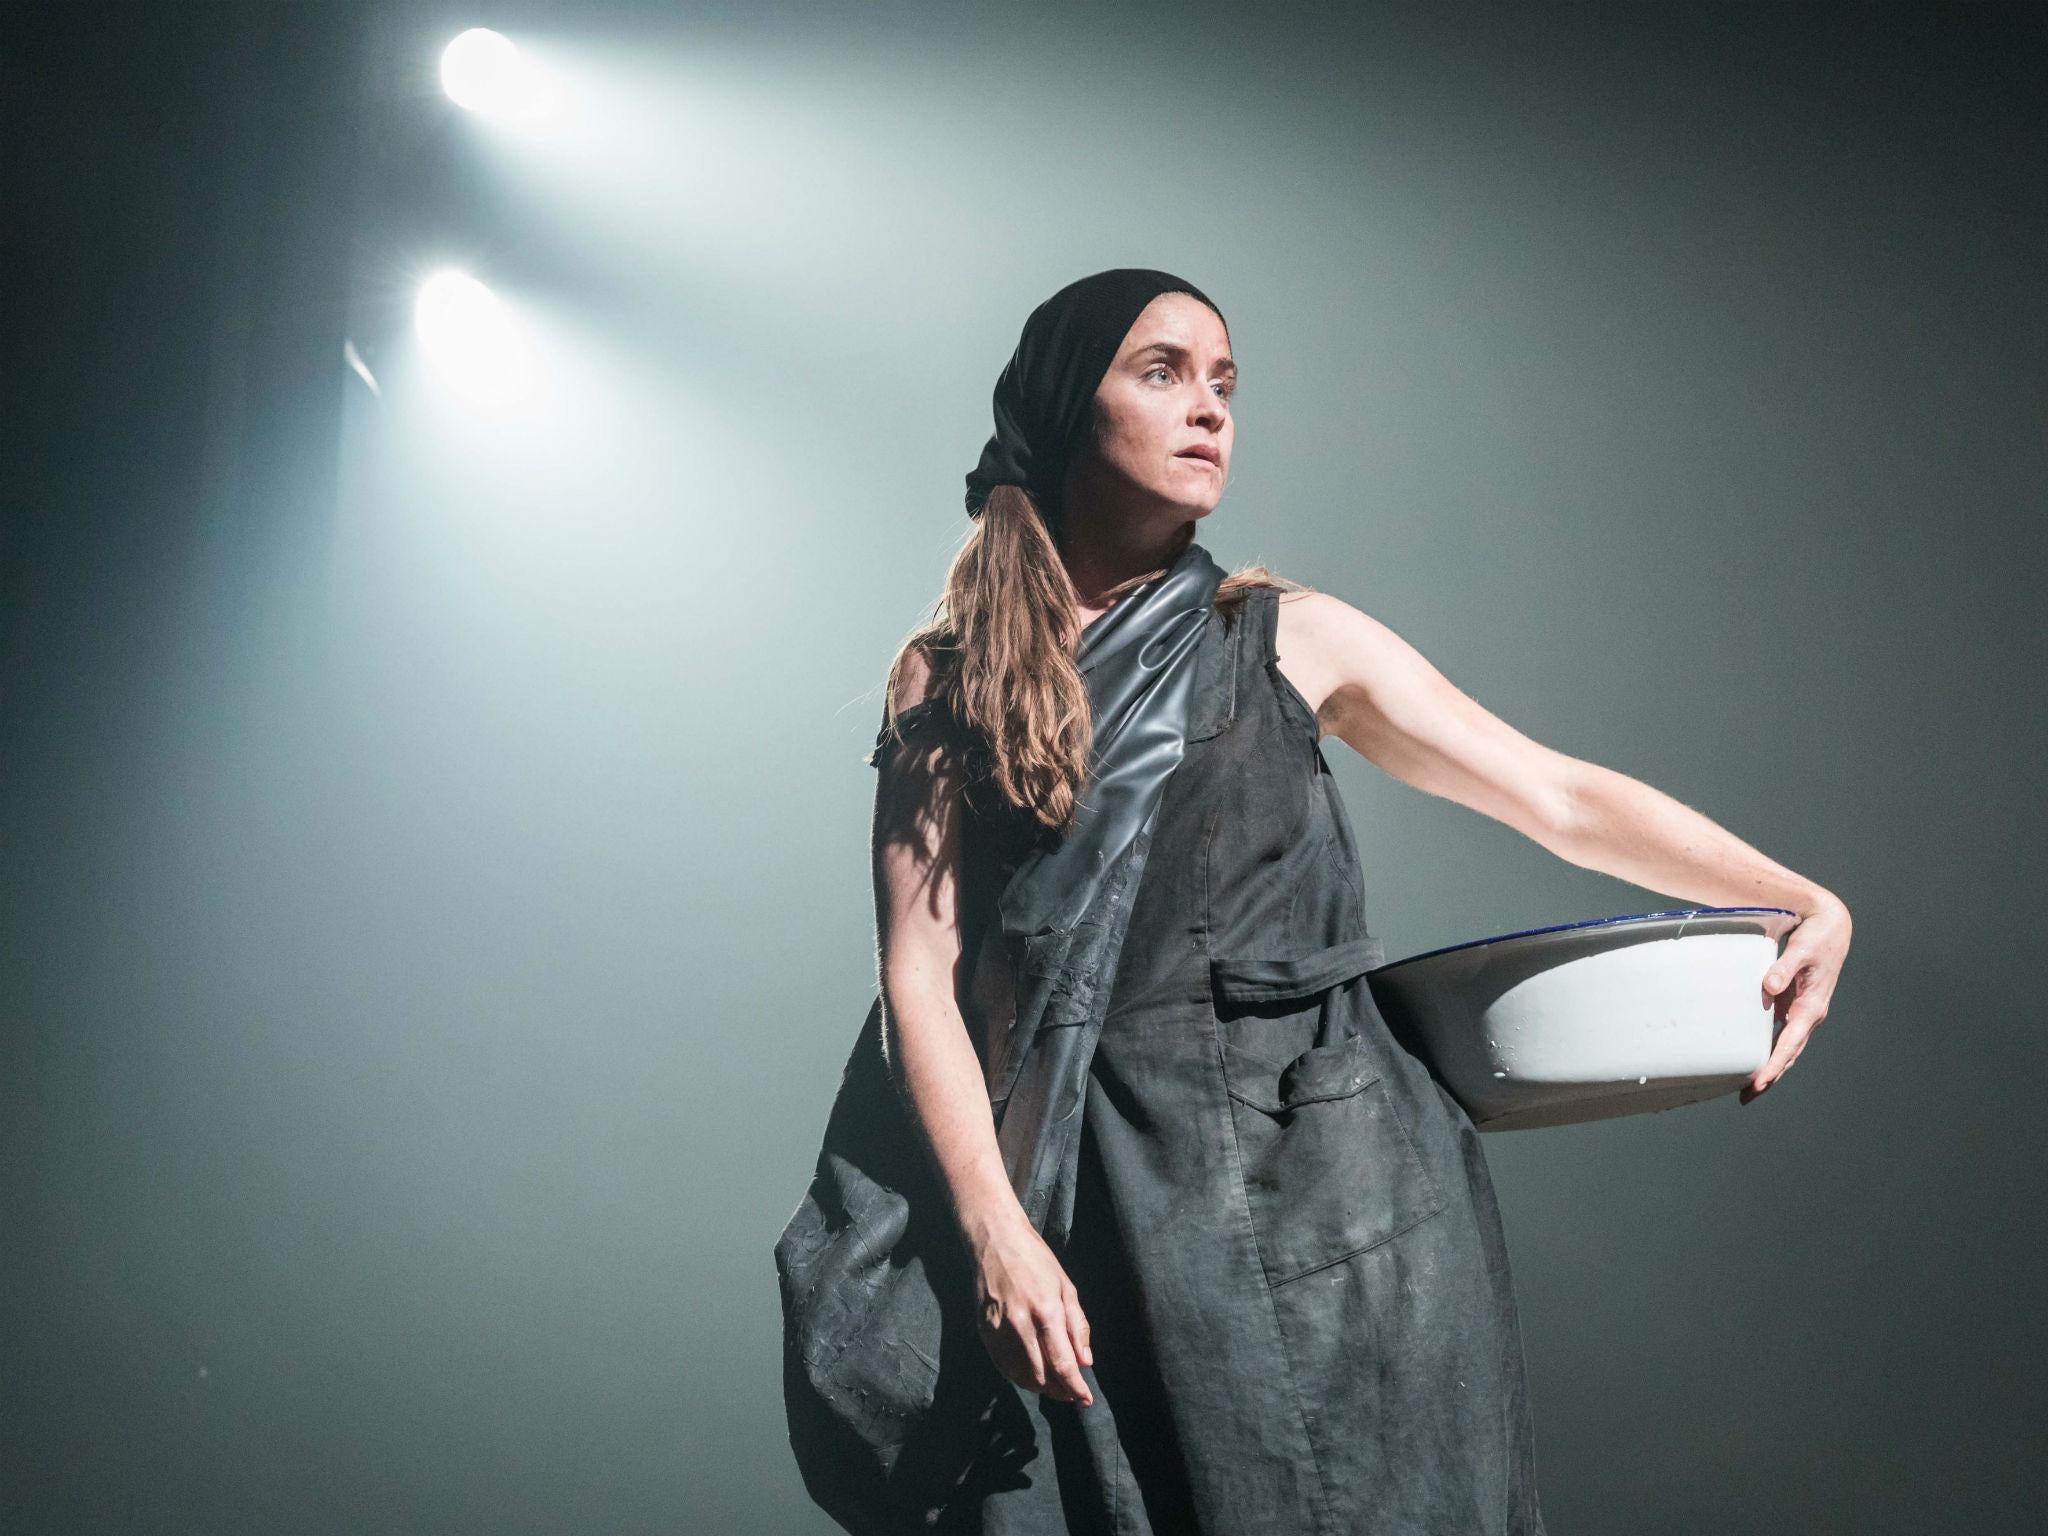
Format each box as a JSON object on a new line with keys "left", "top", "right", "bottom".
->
{"left": 944, "top": 584, "right": 1547, "bottom": 1534}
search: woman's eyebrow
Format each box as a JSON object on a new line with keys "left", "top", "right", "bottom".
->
{"left": 1134, "top": 341, "right": 1236, "bottom": 378}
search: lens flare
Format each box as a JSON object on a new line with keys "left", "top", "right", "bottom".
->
{"left": 413, "top": 269, "right": 534, "bottom": 407}
{"left": 439, "top": 29, "right": 541, "bottom": 120}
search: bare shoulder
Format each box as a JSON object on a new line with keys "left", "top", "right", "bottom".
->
{"left": 871, "top": 638, "right": 965, "bottom": 823}
{"left": 892, "top": 641, "right": 942, "bottom": 710}
{"left": 1270, "top": 587, "right": 1387, "bottom": 726}
{"left": 889, "top": 634, "right": 971, "bottom": 730}
{"left": 873, "top": 639, "right": 967, "bottom": 777}
{"left": 1270, "top": 588, "right": 1577, "bottom": 838}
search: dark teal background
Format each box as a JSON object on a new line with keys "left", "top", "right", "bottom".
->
{"left": 4, "top": 2, "right": 2041, "bottom": 1530}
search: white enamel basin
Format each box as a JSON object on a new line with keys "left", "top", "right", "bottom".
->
{"left": 1364, "top": 906, "right": 1800, "bottom": 1131}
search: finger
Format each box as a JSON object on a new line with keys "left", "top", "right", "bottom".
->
{"left": 1066, "top": 1286, "right": 1094, "bottom": 1368}
{"left": 1776, "top": 976, "right": 1834, "bottom": 1043}
{"left": 1036, "top": 1312, "right": 1091, "bottom": 1405}
{"left": 1752, "top": 1029, "right": 1804, "bottom": 1090}
{"left": 1746, "top": 1036, "right": 1794, "bottom": 1095}
{"left": 1754, "top": 1007, "right": 1829, "bottom": 1092}
{"left": 1786, "top": 976, "right": 1833, "bottom": 1029}
{"left": 1762, "top": 955, "right": 1801, "bottom": 998}
{"left": 1036, "top": 1314, "right": 1090, "bottom": 1405}
{"left": 1748, "top": 1019, "right": 1791, "bottom": 1092}
{"left": 1011, "top": 1317, "right": 1049, "bottom": 1392}
{"left": 1759, "top": 969, "right": 1823, "bottom": 1064}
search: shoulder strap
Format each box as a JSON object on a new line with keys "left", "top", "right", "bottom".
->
{"left": 1252, "top": 582, "right": 1283, "bottom": 666}
{"left": 1185, "top": 595, "right": 1241, "bottom": 740}
{"left": 866, "top": 697, "right": 936, "bottom": 769}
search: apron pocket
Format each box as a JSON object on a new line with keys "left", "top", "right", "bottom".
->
{"left": 1211, "top": 938, "right": 1447, "bottom": 1287}
{"left": 1209, "top": 933, "right": 1384, "bottom": 1005}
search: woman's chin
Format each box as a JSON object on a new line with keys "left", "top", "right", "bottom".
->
{"left": 1103, "top": 473, "right": 1223, "bottom": 523}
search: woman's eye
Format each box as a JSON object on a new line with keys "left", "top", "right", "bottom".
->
{"left": 1146, "top": 362, "right": 1231, "bottom": 401}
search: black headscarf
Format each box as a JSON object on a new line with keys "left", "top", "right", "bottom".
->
{"left": 964, "top": 267, "right": 1228, "bottom": 534}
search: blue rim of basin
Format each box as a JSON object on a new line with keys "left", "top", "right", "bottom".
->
{"left": 1372, "top": 905, "right": 1800, "bottom": 973}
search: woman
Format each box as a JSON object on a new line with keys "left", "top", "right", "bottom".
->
{"left": 785, "top": 268, "right": 1853, "bottom": 1533}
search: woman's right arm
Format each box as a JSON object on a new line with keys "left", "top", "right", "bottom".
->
{"left": 871, "top": 649, "right": 1094, "bottom": 1407}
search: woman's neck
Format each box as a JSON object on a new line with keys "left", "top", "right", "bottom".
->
{"left": 1060, "top": 517, "right": 1197, "bottom": 617}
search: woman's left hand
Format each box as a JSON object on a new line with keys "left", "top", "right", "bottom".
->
{"left": 1742, "top": 892, "right": 1853, "bottom": 1104}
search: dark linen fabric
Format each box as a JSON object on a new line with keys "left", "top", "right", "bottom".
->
{"left": 774, "top": 544, "right": 1226, "bottom": 1531}
{"left": 954, "top": 585, "right": 1545, "bottom": 1532}
{"left": 780, "top": 580, "right": 1548, "bottom": 1533}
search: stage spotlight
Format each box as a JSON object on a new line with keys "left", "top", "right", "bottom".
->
{"left": 414, "top": 269, "right": 533, "bottom": 406}
{"left": 439, "top": 28, "right": 538, "bottom": 119}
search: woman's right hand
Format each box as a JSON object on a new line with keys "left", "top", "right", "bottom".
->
{"left": 962, "top": 1207, "right": 1095, "bottom": 1406}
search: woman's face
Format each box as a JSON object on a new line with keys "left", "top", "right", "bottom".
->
{"left": 1069, "top": 292, "right": 1235, "bottom": 527}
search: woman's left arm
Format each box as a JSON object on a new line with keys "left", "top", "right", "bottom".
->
{"left": 1284, "top": 591, "right": 1852, "bottom": 1104}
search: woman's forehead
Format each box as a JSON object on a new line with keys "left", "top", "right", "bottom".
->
{"left": 1118, "top": 295, "right": 1232, "bottom": 359}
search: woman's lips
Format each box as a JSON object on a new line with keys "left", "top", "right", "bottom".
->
{"left": 1176, "top": 453, "right": 1219, "bottom": 469}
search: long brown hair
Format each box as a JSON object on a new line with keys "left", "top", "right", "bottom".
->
{"left": 878, "top": 483, "right": 1309, "bottom": 834}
